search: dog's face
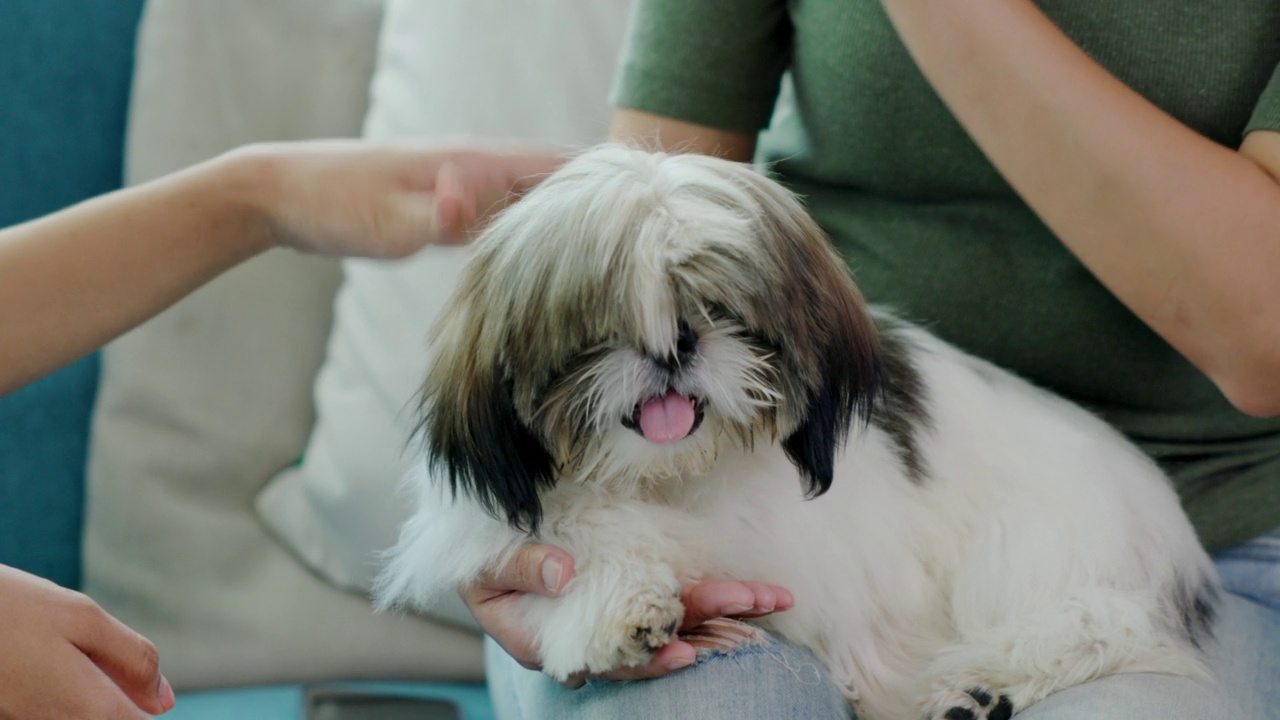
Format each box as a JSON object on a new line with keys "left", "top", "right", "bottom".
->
{"left": 420, "top": 145, "right": 883, "bottom": 532}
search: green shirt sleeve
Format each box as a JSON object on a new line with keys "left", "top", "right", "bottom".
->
{"left": 1245, "top": 62, "right": 1280, "bottom": 136}
{"left": 611, "top": 0, "right": 790, "bottom": 134}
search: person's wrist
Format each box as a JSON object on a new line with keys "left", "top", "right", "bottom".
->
{"left": 208, "top": 144, "right": 287, "bottom": 257}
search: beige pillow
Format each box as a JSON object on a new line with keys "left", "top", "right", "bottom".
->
{"left": 255, "top": 0, "right": 634, "bottom": 629}
{"left": 82, "top": 0, "right": 482, "bottom": 690}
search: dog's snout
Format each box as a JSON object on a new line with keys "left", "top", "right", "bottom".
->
{"left": 650, "top": 321, "right": 698, "bottom": 373}
{"left": 676, "top": 321, "right": 698, "bottom": 364}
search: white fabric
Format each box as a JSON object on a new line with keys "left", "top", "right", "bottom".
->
{"left": 257, "top": 248, "right": 473, "bottom": 627}
{"left": 83, "top": 0, "right": 484, "bottom": 690}
{"left": 255, "top": 0, "right": 634, "bottom": 630}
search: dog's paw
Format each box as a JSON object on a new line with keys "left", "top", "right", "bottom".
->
{"left": 581, "top": 588, "right": 685, "bottom": 673}
{"left": 926, "top": 686, "right": 1014, "bottom": 720}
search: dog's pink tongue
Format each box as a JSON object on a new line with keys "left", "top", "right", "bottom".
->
{"left": 638, "top": 391, "right": 697, "bottom": 444}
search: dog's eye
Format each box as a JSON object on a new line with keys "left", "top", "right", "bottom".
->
{"left": 705, "top": 302, "right": 742, "bottom": 326}
{"left": 747, "top": 331, "right": 783, "bottom": 358}
{"left": 536, "top": 344, "right": 611, "bottom": 397}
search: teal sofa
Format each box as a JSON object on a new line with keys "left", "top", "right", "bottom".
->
{"left": 0, "top": 2, "right": 492, "bottom": 717}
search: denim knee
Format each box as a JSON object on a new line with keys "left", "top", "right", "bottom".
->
{"left": 1214, "top": 525, "right": 1280, "bottom": 612}
{"left": 486, "top": 632, "right": 853, "bottom": 720}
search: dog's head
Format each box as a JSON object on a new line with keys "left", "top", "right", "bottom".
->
{"left": 419, "top": 145, "right": 883, "bottom": 532}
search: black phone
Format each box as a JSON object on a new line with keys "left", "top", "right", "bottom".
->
{"left": 304, "top": 686, "right": 464, "bottom": 720}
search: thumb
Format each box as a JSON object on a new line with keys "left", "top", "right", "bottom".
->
{"left": 71, "top": 604, "right": 174, "bottom": 715}
{"left": 488, "top": 544, "right": 576, "bottom": 597}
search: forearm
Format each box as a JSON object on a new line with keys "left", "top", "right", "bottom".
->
{"left": 880, "top": 0, "right": 1280, "bottom": 415}
{"left": 0, "top": 152, "right": 271, "bottom": 395}
{"left": 610, "top": 109, "right": 758, "bottom": 161}
{"left": 0, "top": 140, "right": 567, "bottom": 396}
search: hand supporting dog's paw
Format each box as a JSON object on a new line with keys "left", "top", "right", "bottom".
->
{"left": 537, "top": 567, "right": 686, "bottom": 681}
{"left": 459, "top": 542, "right": 794, "bottom": 686}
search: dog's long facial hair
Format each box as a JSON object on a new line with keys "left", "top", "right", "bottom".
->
{"left": 417, "top": 146, "right": 884, "bottom": 532}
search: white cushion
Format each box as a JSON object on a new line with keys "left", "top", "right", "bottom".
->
{"left": 254, "top": 0, "right": 634, "bottom": 629}
{"left": 83, "top": 0, "right": 484, "bottom": 689}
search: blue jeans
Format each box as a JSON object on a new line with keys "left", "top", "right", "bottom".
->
{"left": 486, "top": 527, "right": 1280, "bottom": 719}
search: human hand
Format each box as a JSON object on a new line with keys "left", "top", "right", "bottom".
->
{"left": 0, "top": 564, "right": 174, "bottom": 719}
{"left": 233, "top": 140, "right": 566, "bottom": 259}
{"left": 461, "top": 544, "right": 793, "bottom": 688}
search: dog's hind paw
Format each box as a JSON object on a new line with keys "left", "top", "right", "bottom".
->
{"left": 928, "top": 687, "right": 1014, "bottom": 720}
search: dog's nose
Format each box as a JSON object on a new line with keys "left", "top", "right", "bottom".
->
{"left": 652, "top": 321, "right": 699, "bottom": 373}
{"left": 676, "top": 321, "right": 698, "bottom": 365}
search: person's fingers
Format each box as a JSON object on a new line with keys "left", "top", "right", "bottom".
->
{"left": 64, "top": 594, "right": 173, "bottom": 716}
{"left": 440, "top": 150, "right": 567, "bottom": 235}
{"left": 680, "top": 617, "right": 768, "bottom": 655}
{"left": 459, "top": 545, "right": 577, "bottom": 676}
{"left": 560, "top": 675, "right": 588, "bottom": 690}
{"left": 554, "top": 579, "right": 794, "bottom": 688}
{"left": 732, "top": 581, "right": 798, "bottom": 617}
{"left": 680, "top": 580, "right": 795, "bottom": 628}
{"left": 483, "top": 544, "right": 575, "bottom": 598}
{"left": 466, "top": 588, "right": 552, "bottom": 673}
{"left": 467, "top": 560, "right": 793, "bottom": 689}
{"left": 679, "top": 580, "right": 755, "bottom": 628}
{"left": 560, "top": 641, "right": 698, "bottom": 687}
{"left": 498, "top": 151, "right": 570, "bottom": 191}
{"left": 432, "top": 161, "right": 475, "bottom": 241}
{"left": 449, "top": 148, "right": 567, "bottom": 193}
{"left": 738, "top": 581, "right": 778, "bottom": 613}
{"left": 461, "top": 582, "right": 543, "bottom": 671}
{"left": 61, "top": 651, "right": 160, "bottom": 720}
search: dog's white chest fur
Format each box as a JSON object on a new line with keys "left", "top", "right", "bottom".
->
{"left": 376, "top": 146, "right": 1218, "bottom": 720}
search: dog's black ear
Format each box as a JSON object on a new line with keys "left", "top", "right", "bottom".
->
{"left": 421, "top": 372, "right": 556, "bottom": 533}
{"left": 782, "top": 331, "right": 882, "bottom": 498}
{"left": 777, "top": 241, "right": 884, "bottom": 499}
{"left": 736, "top": 165, "right": 885, "bottom": 497}
{"left": 417, "top": 297, "right": 557, "bottom": 534}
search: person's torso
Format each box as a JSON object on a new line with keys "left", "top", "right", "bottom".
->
{"left": 757, "top": 0, "right": 1280, "bottom": 549}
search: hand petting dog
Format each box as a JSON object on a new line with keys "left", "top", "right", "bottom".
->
{"left": 0, "top": 140, "right": 566, "bottom": 396}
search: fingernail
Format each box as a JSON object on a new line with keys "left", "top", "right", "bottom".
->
{"left": 664, "top": 655, "right": 695, "bottom": 672}
{"left": 542, "top": 557, "right": 565, "bottom": 595}
{"left": 158, "top": 675, "right": 176, "bottom": 710}
{"left": 721, "top": 603, "right": 752, "bottom": 615}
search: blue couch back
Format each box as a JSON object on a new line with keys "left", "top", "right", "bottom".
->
{"left": 0, "top": 0, "right": 146, "bottom": 589}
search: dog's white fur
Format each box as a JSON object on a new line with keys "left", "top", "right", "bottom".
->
{"left": 377, "top": 145, "right": 1219, "bottom": 720}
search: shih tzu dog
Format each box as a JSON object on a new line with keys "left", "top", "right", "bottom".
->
{"left": 376, "top": 144, "right": 1219, "bottom": 720}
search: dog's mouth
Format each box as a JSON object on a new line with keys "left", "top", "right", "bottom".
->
{"left": 622, "top": 390, "right": 705, "bottom": 444}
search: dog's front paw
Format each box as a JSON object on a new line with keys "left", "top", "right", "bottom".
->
{"left": 586, "top": 587, "right": 685, "bottom": 672}
{"left": 925, "top": 686, "right": 1014, "bottom": 720}
{"left": 539, "top": 586, "right": 685, "bottom": 679}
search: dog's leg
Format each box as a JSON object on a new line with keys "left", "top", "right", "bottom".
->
{"left": 522, "top": 511, "right": 691, "bottom": 680}
{"left": 528, "top": 558, "right": 684, "bottom": 680}
{"left": 918, "top": 588, "right": 1210, "bottom": 720}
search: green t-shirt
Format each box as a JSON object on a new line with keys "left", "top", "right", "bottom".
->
{"left": 613, "top": 0, "right": 1280, "bottom": 551}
